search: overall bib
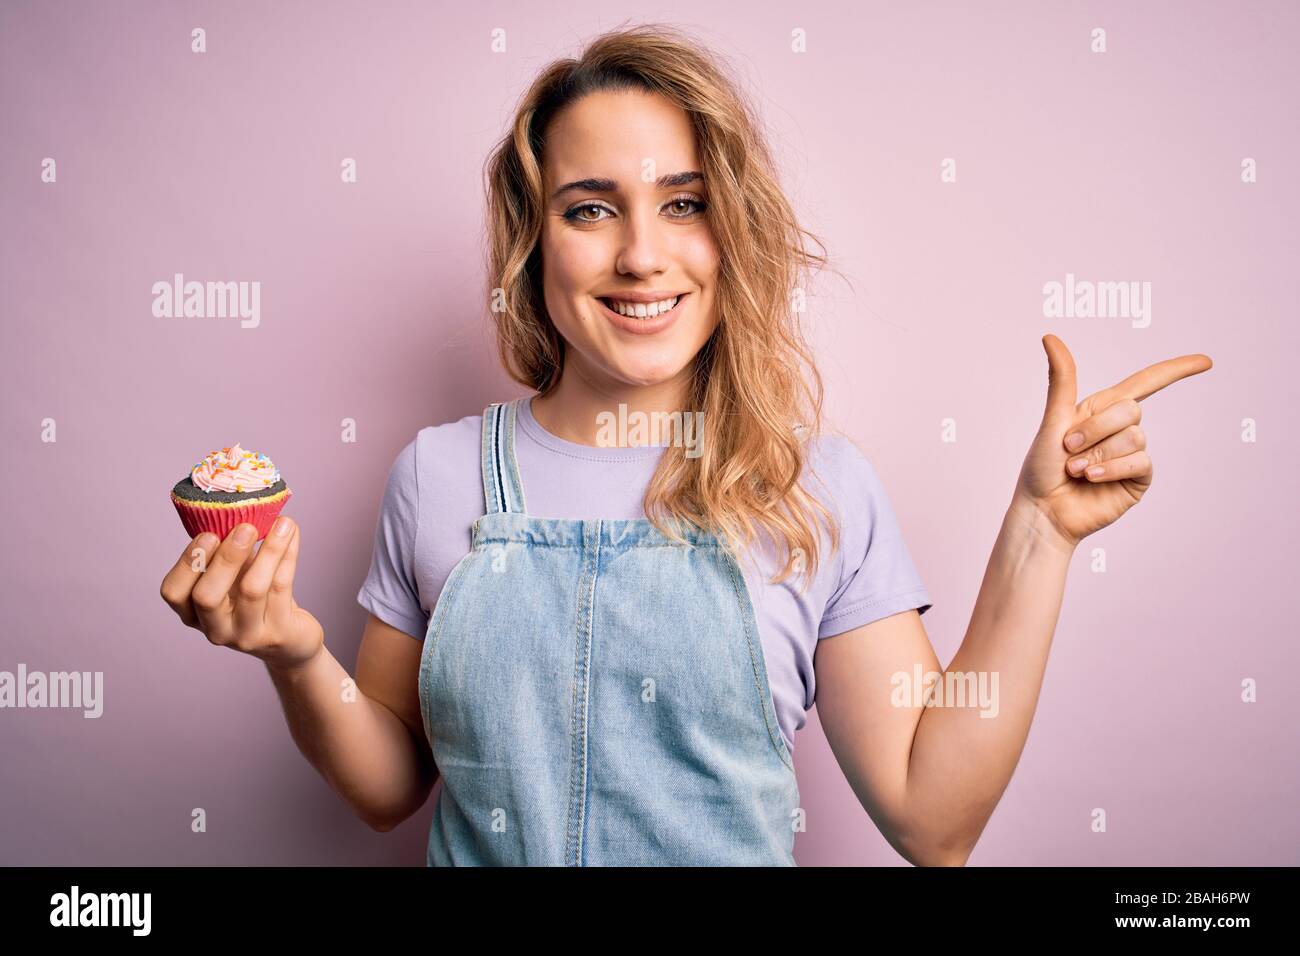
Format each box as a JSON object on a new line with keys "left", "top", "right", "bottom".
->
{"left": 418, "top": 399, "right": 801, "bottom": 865}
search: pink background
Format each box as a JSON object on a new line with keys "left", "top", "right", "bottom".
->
{"left": 2, "top": 0, "right": 1295, "bottom": 865}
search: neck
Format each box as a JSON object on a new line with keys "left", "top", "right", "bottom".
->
{"left": 530, "top": 365, "right": 695, "bottom": 447}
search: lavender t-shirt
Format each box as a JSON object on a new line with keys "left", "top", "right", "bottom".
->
{"left": 357, "top": 396, "right": 932, "bottom": 755}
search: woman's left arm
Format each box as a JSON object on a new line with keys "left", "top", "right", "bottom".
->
{"left": 814, "top": 334, "right": 1212, "bottom": 866}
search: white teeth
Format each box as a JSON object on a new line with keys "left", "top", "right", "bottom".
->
{"left": 605, "top": 295, "right": 679, "bottom": 318}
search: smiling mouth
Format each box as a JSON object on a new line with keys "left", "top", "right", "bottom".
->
{"left": 596, "top": 294, "right": 687, "bottom": 319}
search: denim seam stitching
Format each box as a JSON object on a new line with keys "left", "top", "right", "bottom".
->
{"left": 418, "top": 553, "right": 474, "bottom": 750}
{"left": 565, "top": 523, "right": 598, "bottom": 866}
{"left": 721, "top": 550, "right": 797, "bottom": 776}
{"left": 480, "top": 403, "right": 500, "bottom": 514}
{"left": 579, "top": 521, "right": 600, "bottom": 865}
{"left": 469, "top": 538, "right": 723, "bottom": 550}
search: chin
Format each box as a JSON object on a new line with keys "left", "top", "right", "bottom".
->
{"left": 600, "top": 337, "right": 709, "bottom": 389}
{"left": 604, "top": 360, "right": 689, "bottom": 388}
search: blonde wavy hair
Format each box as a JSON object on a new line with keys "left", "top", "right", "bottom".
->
{"left": 483, "top": 22, "right": 839, "bottom": 588}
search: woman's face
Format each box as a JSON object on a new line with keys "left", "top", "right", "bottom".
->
{"left": 539, "top": 88, "right": 720, "bottom": 393}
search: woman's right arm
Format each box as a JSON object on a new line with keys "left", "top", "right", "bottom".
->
{"left": 264, "top": 613, "right": 437, "bottom": 832}
{"left": 160, "top": 519, "right": 437, "bottom": 833}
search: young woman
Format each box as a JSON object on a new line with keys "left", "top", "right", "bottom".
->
{"left": 159, "top": 25, "right": 1211, "bottom": 866}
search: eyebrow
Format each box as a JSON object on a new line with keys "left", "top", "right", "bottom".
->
{"left": 550, "top": 170, "right": 704, "bottom": 202}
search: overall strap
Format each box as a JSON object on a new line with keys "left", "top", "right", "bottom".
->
{"left": 480, "top": 399, "right": 528, "bottom": 515}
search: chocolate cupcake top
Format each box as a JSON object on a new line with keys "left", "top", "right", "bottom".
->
{"left": 171, "top": 475, "right": 288, "bottom": 504}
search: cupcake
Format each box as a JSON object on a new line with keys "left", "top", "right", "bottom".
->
{"left": 171, "top": 442, "right": 292, "bottom": 542}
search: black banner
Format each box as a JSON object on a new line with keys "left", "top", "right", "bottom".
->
{"left": 0, "top": 865, "right": 1285, "bottom": 940}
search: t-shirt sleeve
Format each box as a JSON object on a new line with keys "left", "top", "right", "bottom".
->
{"left": 817, "top": 436, "right": 933, "bottom": 639}
{"left": 356, "top": 436, "right": 428, "bottom": 640}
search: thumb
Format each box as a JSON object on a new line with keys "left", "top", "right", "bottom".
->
{"left": 1041, "top": 333, "right": 1077, "bottom": 423}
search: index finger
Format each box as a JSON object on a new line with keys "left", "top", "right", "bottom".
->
{"left": 1091, "top": 352, "right": 1212, "bottom": 407}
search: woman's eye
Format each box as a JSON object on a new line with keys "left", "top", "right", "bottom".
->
{"left": 667, "top": 198, "right": 706, "bottom": 217}
{"left": 565, "top": 204, "right": 610, "bottom": 223}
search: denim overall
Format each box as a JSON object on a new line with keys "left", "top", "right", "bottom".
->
{"left": 418, "top": 398, "right": 801, "bottom": 865}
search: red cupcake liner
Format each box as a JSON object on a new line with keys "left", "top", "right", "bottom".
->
{"left": 172, "top": 488, "right": 292, "bottom": 542}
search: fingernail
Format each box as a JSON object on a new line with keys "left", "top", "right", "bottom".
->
{"left": 1065, "top": 432, "right": 1084, "bottom": 451}
{"left": 274, "top": 516, "right": 292, "bottom": 537}
{"left": 1069, "top": 457, "right": 1088, "bottom": 473}
{"left": 1086, "top": 465, "right": 1104, "bottom": 479}
{"left": 232, "top": 524, "right": 256, "bottom": 545}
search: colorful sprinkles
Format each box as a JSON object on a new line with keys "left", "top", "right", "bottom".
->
{"left": 190, "top": 443, "right": 280, "bottom": 494}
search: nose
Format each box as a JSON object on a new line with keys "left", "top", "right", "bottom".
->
{"left": 613, "top": 206, "right": 669, "bottom": 278}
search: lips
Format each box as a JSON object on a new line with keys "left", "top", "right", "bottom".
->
{"left": 595, "top": 293, "right": 688, "bottom": 335}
